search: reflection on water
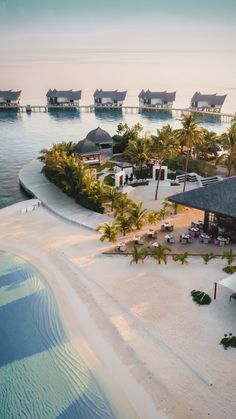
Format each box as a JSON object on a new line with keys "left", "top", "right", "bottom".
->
{"left": 0, "top": 109, "right": 230, "bottom": 208}
{"left": 94, "top": 108, "right": 124, "bottom": 122}
{"left": 140, "top": 109, "right": 173, "bottom": 122}
{"left": 48, "top": 109, "right": 81, "bottom": 121}
{"left": 0, "top": 252, "right": 116, "bottom": 419}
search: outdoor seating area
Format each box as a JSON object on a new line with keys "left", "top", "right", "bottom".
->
{"left": 161, "top": 222, "right": 174, "bottom": 232}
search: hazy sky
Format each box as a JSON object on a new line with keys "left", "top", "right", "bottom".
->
{"left": 1, "top": 0, "right": 236, "bottom": 108}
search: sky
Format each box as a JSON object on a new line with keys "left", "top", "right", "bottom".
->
{"left": 0, "top": 0, "right": 236, "bottom": 108}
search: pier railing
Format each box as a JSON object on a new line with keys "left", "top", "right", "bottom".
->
{"left": 0, "top": 104, "right": 234, "bottom": 122}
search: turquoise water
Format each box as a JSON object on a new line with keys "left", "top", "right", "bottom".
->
{"left": 0, "top": 251, "right": 116, "bottom": 418}
{"left": 0, "top": 109, "right": 230, "bottom": 208}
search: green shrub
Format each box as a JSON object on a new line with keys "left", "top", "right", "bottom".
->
{"left": 75, "top": 194, "right": 104, "bottom": 213}
{"left": 191, "top": 290, "right": 211, "bottom": 305}
{"left": 222, "top": 266, "right": 236, "bottom": 274}
{"left": 220, "top": 334, "right": 236, "bottom": 350}
{"left": 104, "top": 174, "right": 115, "bottom": 186}
{"left": 131, "top": 181, "right": 149, "bottom": 187}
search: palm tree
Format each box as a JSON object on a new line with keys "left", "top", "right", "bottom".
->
{"left": 149, "top": 245, "right": 171, "bottom": 264}
{"left": 128, "top": 201, "right": 149, "bottom": 230}
{"left": 124, "top": 135, "right": 152, "bottom": 176}
{"left": 130, "top": 246, "right": 147, "bottom": 264}
{"left": 172, "top": 252, "right": 189, "bottom": 265}
{"left": 158, "top": 208, "right": 169, "bottom": 220}
{"left": 116, "top": 215, "right": 133, "bottom": 236}
{"left": 222, "top": 249, "right": 236, "bottom": 266}
{"left": 113, "top": 193, "right": 132, "bottom": 217}
{"left": 147, "top": 210, "right": 160, "bottom": 225}
{"left": 151, "top": 124, "right": 177, "bottom": 200}
{"left": 176, "top": 114, "right": 202, "bottom": 192}
{"left": 218, "top": 123, "right": 236, "bottom": 176}
{"left": 103, "top": 186, "right": 120, "bottom": 211}
{"left": 97, "top": 223, "right": 119, "bottom": 243}
{"left": 195, "top": 129, "right": 220, "bottom": 161}
{"left": 201, "top": 253, "right": 216, "bottom": 264}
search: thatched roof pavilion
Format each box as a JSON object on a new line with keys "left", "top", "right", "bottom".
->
{"left": 86, "top": 127, "right": 113, "bottom": 149}
{"left": 168, "top": 177, "right": 236, "bottom": 240}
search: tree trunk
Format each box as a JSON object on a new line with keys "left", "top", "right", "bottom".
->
{"left": 155, "top": 160, "right": 163, "bottom": 200}
{"left": 183, "top": 149, "right": 190, "bottom": 193}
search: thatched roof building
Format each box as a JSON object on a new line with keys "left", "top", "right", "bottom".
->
{"left": 190, "top": 92, "right": 226, "bottom": 112}
{"left": 86, "top": 127, "right": 113, "bottom": 148}
{"left": 0, "top": 90, "right": 21, "bottom": 106}
{"left": 138, "top": 90, "right": 176, "bottom": 108}
{"left": 94, "top": 90, "right": 127, "bottom": 106}
{"left": 47, "top": 89, "right": 81, "bottom": 105}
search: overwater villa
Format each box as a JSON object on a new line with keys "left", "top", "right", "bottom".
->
{"left": 0, "top": 90, "right": 21, "bottom": 108}
{"left": 46, "top": 89, "right": 82, "bottom": 107}
{"left": 93, "top": 89, "right": 127, "bottom": 107}
{"left": 138, "top": 90, "right": 176, "bottom": 108}
{"left": 190, "top": 92, "right": 227, "bottom": 112}
{"left": 168, "top": 177, "right": 236, "bottom": 243}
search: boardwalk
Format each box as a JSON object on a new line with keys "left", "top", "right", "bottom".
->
{"left": 0, "top": 104, "right": 234, "bottom": 122}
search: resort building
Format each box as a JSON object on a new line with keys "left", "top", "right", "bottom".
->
{"left": 75, "top": 127, "right": 113, "bottom": 165}
{"left": 93, "top": 90, "right": 127, "bottom": 107}
{"left": 138, "top": 90, "right": 176, "bottom": 108}
{"left": 168, "top": 176, "right": 236, "bottom": 242}
{"left": 75, "top": 138, "right": 100, "bottom": 166}
{"left": 86, "top": 127, "right": 113, "bottom": 151}
{"left": 0, "top": 90, "right": 21, "bottom": 107}
{"left": 46, "top": 89, "right": 82, "bottom": 107}
{"left": 190, "top": 92, "right": 227, "bottom": 112}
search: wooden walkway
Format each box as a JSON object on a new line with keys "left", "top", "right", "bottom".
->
{"left": 0, "top": 104, "right": 234, "bottom": 122}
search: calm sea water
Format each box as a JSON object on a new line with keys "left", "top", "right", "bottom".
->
{"left": 0, "top": 109, "right": 230, "bottom": 208}
{"left": 0, "top": 251, "right": 116, "bottom": 418}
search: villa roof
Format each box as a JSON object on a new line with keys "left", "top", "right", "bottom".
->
{"left": 0, "top": 90, "right": 21, "bottom": 100}
{"left": 75, "top": 138, "right": 100, "bottom": 156}
{"left": 191, "top": 92, "right": 226, "bottom": 106}
{"left": 115, "top": 162, "right": 133, "bottom": 169}
{"left": 46, "top": 89, "right": 82, "bottom": 100}
{"left": 93, "top": 89, "right": 127, "bottom": 101}
{"left": 138, "top": 90, "right": 176, "bottom": 102}
{"left": 86, "top": 127, "right": 113, "bottom": 145}
{"left": 168, "top": 177, "right": 236, "bottom": 219}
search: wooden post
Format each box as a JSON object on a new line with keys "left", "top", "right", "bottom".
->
{"left": 214, "top": 282, "right": 217, "bottom": 300}
{"left": 203, "top": 211, "right": 209, "bottom": 233}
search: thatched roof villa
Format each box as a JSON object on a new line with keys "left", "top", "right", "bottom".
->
{"left": 94, "top": 89, "right": 127, "bottom": 107}
{"left": 46, "top": 89, "right": 82, "bottom": 106}
{"left": 190, "top": 92, "right": 226, "bottom": 112}
{"left": 0, "top": 90, "right": 21, "bottom": 107}
{"left": 138, "top": 90, "right": 176, "bottom": 108}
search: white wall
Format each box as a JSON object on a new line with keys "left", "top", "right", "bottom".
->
{"left": 152, "top": 165, "right": 168, "bottom": 181}
{"left": 151, "top": 98, "right": 162, "bottom": 105}
{"left": 197, "top": 101, "right": 209, "bottom": 108}
{"left": 57, "top": 97, "right": 69, "bottom": 103}
{"left": 115, "top": 165, "right": 133, "bottom": 177}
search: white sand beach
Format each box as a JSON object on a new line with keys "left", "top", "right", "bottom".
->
{"left": 1, "top": 198, "right": 236, "bottom": 418}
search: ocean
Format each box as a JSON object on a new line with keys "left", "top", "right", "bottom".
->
{"left": 0, "top": 109, "right": 231, "bottom": 209}
{"left": 0, "top": 251, "right": 117, "bottom": 418}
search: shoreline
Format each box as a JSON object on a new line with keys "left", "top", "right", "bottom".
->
{"left": 1, "top": 199, "right": 236, "bottom": 418}
{"left": 0, "top": 201, "right": 162, "bottom": 419}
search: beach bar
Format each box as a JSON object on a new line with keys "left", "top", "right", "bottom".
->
{"left": 168, "top": 177, "right": 236, "bottom": 242}
{"left": 138, "top": 90, "right": 176, "bottom": 109}
{"left": 190, "top": 92, "right": 227, "bottom": 112}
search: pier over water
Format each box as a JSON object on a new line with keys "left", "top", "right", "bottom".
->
{"left": 0, "top": 104, "right": 234, "bottom": 123}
